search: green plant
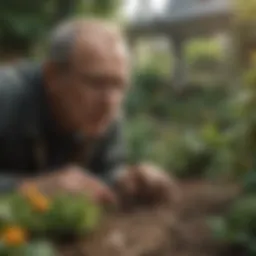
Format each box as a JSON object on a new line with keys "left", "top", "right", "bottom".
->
{"left": 0, "top": 0, "right": 120, "bottom": 56}
{"left": 0, "top": 186, "right": 102, "bottom": 255}
{"left": 211, "top": 195, "right": 256, "bottom": 255}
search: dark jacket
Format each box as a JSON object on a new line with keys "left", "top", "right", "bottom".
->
{"left": 0, "top": 62, "right": 126, "bottom": 192}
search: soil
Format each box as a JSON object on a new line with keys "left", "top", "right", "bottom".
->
{"left": 60, "top": 180, "right": 242, "bottom": 256}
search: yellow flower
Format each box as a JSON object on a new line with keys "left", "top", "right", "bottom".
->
{"left": 1, "top": 226, "right": 27, "bottom": 246}
{"left": 22, "top": 184, "right": 50, "bottom": 213}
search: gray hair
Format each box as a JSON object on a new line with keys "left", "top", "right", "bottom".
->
{"left": 47, "top": 21, "right": 78, "bottom": 66}
{"left": 47, "top": 18, "right": 125, "bottom": 66}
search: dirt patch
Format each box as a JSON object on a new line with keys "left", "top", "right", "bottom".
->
{"left": 60, "top": 180, "right": 241, "bottom": 256}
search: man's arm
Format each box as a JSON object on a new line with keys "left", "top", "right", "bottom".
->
{"left": 0, "top": 65, "right": 30, "bottom": 193}
{"left": 88, "top": 119, "right": 127, "bottom": 186}
{"left": 0, "top": 119, "right": 125, "bottom": 193}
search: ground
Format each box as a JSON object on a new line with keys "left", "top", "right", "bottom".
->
{"left": 60, "top": 180, "right": 241, "bottom": 256}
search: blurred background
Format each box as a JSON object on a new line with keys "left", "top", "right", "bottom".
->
{"left": 3, "top": 1, "right": 256, "bottom": 254}
{"left": 0, "top": 0, "right": 256, "bottom": 182}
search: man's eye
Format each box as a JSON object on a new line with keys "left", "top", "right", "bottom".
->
{"left": 82, "top": 75, "right": 97, "bottom": 85}
{"left": 114, "top": 82, "right": 126, "bottom": 91}
{"left": 81, "top": 74, "right": 126, "bottom": 90}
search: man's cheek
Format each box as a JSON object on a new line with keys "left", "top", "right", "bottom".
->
{"left": 83, "top": 95, "right": 99, "bottom": 114}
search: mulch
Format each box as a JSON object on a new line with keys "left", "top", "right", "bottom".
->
{"left": 59, "top": 180, "right": 242, "bottom": 256}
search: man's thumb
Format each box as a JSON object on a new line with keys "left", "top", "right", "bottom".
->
{"left": 96, "top": 188, "right": 117, "bottom": 209}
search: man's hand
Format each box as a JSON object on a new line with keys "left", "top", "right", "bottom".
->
{"left": 19, "top": 165, "right": 117, "bottom": 207}
{"left": 113, "top": 163, "right": 181, "bottom": 209}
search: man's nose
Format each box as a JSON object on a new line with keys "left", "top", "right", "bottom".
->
{"left": 100, "top": 89, "right": 119, "bottom": 108}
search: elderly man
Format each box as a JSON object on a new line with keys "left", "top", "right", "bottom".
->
{"left": 0, "top": 19, "right": 177, "bottom": 207}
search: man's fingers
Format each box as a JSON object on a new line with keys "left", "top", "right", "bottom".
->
{"left": 99, "top": 190, "right": 117, "bottom": 208}
{"left": 126, "top": 164, "right": 182, "bottom": 206}
{"left": 88, "top": 185, "right": 117, "bottom": 208}
{"left": 18, "top": 167, "right": 119, "bottom": 210}
{"left": 115, "top": 168, "right": 140, "bottom": 196}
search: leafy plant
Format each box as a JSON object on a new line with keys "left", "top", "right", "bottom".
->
{"left": 0, "top": 0, "right": 120, "bottom": 56}
{"left": 0, "top": 186, "right": 102, "bottom": 255}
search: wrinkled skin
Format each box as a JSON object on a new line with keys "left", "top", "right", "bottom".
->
{"left": 20, "top": 165, "right": 117, "bottom": 207}
{"left": 19, "top": 20, "right": 129, "bottom": 207}
{"left": 43, "top": 20, "right": 129, "bottom": 137}
{"left": 114, "top": 163, "right": 181, "bottom": 210}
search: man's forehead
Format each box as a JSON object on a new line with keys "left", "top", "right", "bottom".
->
{"left": 71, "top": 24, "right": 129, "bottom": 64}
{"left": 76, "top": 38, "right": 127, "bottom": 60}
{"left": 72, "top": 41, "right": 129, "bottom": 78}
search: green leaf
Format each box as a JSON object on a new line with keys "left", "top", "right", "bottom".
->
{"left": 82, "top": 202, "right": 101, "bottom": 233}
{"left": 24, "top": 240, "right": 56, "bottom": 256}
{"left": 207, "top": 216, "right": 228, "bottom": 241}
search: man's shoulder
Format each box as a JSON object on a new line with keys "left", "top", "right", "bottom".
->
{"left": 0, "top": 62, "right": 41, "bottom": 135}
{"left": 0, "top": 61, "right": 39, "bottom": 92}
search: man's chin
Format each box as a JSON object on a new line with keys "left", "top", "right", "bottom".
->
{"left": 83, "top": 124, "right": 109, "bottom": 138}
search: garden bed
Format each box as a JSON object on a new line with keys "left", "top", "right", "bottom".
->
{"left": 60, "top": 180, "right": 241, "bottom": 256}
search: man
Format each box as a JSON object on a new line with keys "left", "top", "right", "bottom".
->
{"left": 0, "top": 19, "right": 178, "bottom": 207}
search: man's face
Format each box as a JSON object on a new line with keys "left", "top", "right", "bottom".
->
{"left": 46, "top": 35, "right": 129, "bottom": 137}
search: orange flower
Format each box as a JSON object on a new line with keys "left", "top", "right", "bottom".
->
{"left": 29, "top": 193, "right": 50, "bottom": 213}
{"left": 22, "top": 184, "right": 50, "bottom": 213}
{"left": 1, "top": 226, "right": 27, "bottom": 246}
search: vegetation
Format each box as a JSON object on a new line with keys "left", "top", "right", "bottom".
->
{"left": 0, "top": 0, "right": 120, "bottom": 57}
{"left": 124, "top": 0, "right": 256, "bottom": 181}
{"left": 0, "top": 185, "right": 101, "bottom": 255}
{"left": 2, "top": 0, "right": 256, "bottom": 254}
{"left": 124, "top": 2, "right": 256, "bottom": 252}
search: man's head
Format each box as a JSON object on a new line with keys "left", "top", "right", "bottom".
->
{"left": 43, "top": 19, "right": 130, "bottom": 137}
